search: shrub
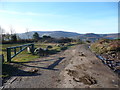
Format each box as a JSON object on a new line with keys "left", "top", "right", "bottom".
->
{"left": 47, "top": 45, "right": 53, "bottom": 49}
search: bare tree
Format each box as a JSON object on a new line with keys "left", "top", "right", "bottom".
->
{"left": 10, "top": 25, "right": 16, "bottom": 35}
{"left": 5, "top": 32, "right": 11, "bottom": 41}
{"left": 0, "top": 26, "right": 2, "bottom": 35}
{"left": 0, "top": 26, "right": 6, "bottom": 42}
{"left": 9, "top": 25, "right": 18, "bottom": 42}
{"left": 0, "top": 26, "right": 2, "bottom": 43}
{"left": 25, "top": 28, "right": 30, "bottom": 39}
{"left": 0, "top": 26, "right": 6, "bottom": 34}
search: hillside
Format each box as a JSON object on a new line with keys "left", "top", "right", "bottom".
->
{"left": 100, "top": 33, "right": 120, "bottom": 39}
{"left": 17, "top": 31, "right": 119, "bottom": 41}
{"left": 73, "top": 33, "right": 102, "bottom": 42}
{"left": 17, "top": 31, "right": 80, "bottom": 39}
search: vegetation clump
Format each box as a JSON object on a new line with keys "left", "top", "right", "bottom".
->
{"left": 91, "top": 39, "right": 120, "bottom": 75}
{"left": 91, "top": 39, "right": 120, "bottom": 54}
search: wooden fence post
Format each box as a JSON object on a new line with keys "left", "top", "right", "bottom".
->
{"left": 14, "top": 48, "right": 16, "bottom": 55}
{"left": 2, "top": 54, "right": 4, "bottom": 63}
{"left": 31, "top": 44, "right": 34, "bottom": 55}
{"left": 7, "top": 48, "right": 11, "bottom": 62}
{"left": 0, "top": 54, "right": 4, "bottom": 63}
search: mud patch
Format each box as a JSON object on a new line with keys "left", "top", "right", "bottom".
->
{"left": 74, "top": 64, "right": 87, "bottom": 71}
{"left": 74, "top": 65, "right": 82, "bottom": 69}
{"left": 66, "top": 69, "right": 78, "bottom": 77}
{"left": 74, "top": 64, "right": 86, "bottom": 69}
{"left": 73, "top": 74, "right": 97, "bottom": 85}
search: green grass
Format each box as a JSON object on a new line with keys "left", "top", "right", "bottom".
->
{"left": 2, "top": 43, "right": 39, "bottom": 63}
{"left": 1, "top": 43, "right": 47, "bottom": 63}
{"left": 1, "top": 43, "right": 48, "bottom": 78}
{"left": 1, "top": 42, "right": 78, "bottom": 63}
{"left": 1, "top": 42, "right": 78, "bottom": 78}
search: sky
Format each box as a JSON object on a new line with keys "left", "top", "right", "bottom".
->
{"left": 0, "top": 2, "right": 118, "bottom": 34}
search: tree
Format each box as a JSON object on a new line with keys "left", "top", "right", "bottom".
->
{"left": 42, "top": 35, "right": 54, "bottom": 43}
{"left": 11, "top": 34, "right": 17, "bottom": 42}
{"left": 0, "top": 26, "right": 5, "bottom": 34}
{"left": 25, "top": 28, "right": 30, "bottom": 39}
{"left": 5, "top": 32, "right": 11, "bottom": 41}
{"left": 10, "top": 26, "right": 15, "bottom": 35}
{"left": 17, "top": 35, "right": 21, "bottom": 40}
{"left": 0, "top": 26, "right": 6, "bottom": 42}
{"left": 42, "top": 35, "right": 51, "bottom": 39}
{"left": 58, "top": 37, "right": 72, "bottom": 43}
{"left": 33, "top": 32, "right": 40, "bottom": 40}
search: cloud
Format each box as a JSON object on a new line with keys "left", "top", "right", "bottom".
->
{"left": 0, "top": 10, "right": 23, "bottom": 15}
{"left": 0, "top": 24, "right": 27, "bottom": 33}
{"left": 0, "top": 9, "right": 43, "bottom": 16}
{"left": 0, "top": 9, "right": 65, "bottom": 17}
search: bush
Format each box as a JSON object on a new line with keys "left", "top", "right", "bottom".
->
{"left": 47, "top": 45, "right": 53, "bottom": 49}
{"left": 60, "top": 47, "right": 68, "bottom": 50}
{"left": 91, "top": 39, "right": 120, "bottom": 54}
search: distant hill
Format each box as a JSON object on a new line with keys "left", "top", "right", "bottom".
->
{"left": 99, "top": 33, "right": 120, "bottom": 39}
{"left": 72, "top": 33, "right": 119, "bottom": 42}
{"left": 17, "top": 31, "right": 80, "bottom": 39}
{"left": 73, "top": 33, "right": 102, "bottom": 41}
{"left": 17, "top": 31, "right": 119, "bottom": 42}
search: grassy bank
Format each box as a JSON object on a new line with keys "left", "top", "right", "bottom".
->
{"left": 90, "top": 39, "right": 120, "bottom": 54}
{"left": 90, "top": 39, "right": 120, "bottom": 76}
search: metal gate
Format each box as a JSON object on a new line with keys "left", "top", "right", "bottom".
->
{"left": 7, "top": 43, "right": 34, "bottom": 62}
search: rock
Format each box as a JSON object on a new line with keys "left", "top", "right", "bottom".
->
{"left": 112, "top": 54, "right": 116, "bottom": 58}
{"left": 29, "top": 68, "right": 38, "bottom": 73}
{"left": 27, "top": 47, "right": 32, "bottom": 53}
{"left": 73, "top": 77, "right": 80, "bottom": 82}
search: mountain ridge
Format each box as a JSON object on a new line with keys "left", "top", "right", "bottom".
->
{"left": 17, "top": 31, "right": 120, "bottom": 41}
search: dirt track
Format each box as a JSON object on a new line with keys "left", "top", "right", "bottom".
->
{"left": 3, "top": 44, "right": 120, "bottom": 88}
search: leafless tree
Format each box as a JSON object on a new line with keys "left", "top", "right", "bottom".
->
{"left": 10, "top": 25, "right": 16, "bottom": 35}
{"left": 0, "top": 26, "right": 2, "bottom": 43}
{"left": 5, "top": 32, "right": 11, "bottom": 41}
{"left": 25, "top": 28, "right": 30, "bottom": 39}
{"left": 0, "top": 26, "right": 6, "bottom": 42}
{"left": 0, "top": 26, "right": 6, "bottom": 34}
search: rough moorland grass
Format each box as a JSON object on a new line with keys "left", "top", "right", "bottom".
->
{"left": 90, "top": 39, "right": 120, "bottom": 54}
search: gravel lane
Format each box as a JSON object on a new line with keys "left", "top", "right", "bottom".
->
{"left": 55, "top": 44, "right": 120, "bottom": 88}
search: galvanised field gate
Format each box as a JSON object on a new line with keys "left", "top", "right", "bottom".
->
{"left": 7, "top": 43, "right": 34, "bottom": 62}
